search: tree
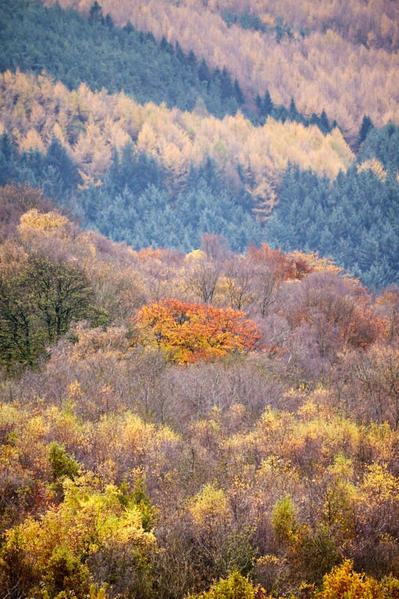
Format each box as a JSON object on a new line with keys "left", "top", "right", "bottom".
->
{"left": 358, "top": 115, "right": 374, "bottom": 148}
{"left": 0, "top": 255, "right": 96, "bottom": 372}
{"left": 132, "top": 298, "right": 261, "bottom": 364}
{"left": 28, "top": 256, "right": 95, "bottom": 344}
{"left": 44, "top": 136, "right": 81, "bottom": 197}
{"left": 319, "top": 110, "right": 331, "bottom": 134}
{"left": 247, "top": 244, "right": 295, "bottom": 316}
{"left": 0, "top": 134, "right": 19, "bottom": 185}
{"left": 234, "top": 80, "right": 245, "bottom": 105}
{"left": 319, "top": 560, "right": 383, "bottom": 599}
{"left": 224, "top": 257, "right": 255, "bottom": 311}
{"left": 263, "top": 91, "right": 274, "bottom": 117}
{"left": 0, "top": 266, "right": 40, "bottom": 370}
{"left": 89, "top": 1, "right": 104, "bottom": 25}
{"left": 186, "top": 570, "right": 267, "bottom": 599}
{"left": 184, "top": 251, "right": 222, "bottom": 304}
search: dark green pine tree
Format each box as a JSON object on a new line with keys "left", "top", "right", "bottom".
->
{"left": 0, "top": 135, "right": 17, "bottom": 185}
{"left": 263, "top": 90, "right": 274, "bottom": 117}
{"left": 289, "top": 98, "right": 298, "bottom": 120}
{"left": 160, "top": 36, "right": 173, "bottom": 54}
{"left": 187, "top": 50, "right": 197, "bottom": 67}
{"left": 174, "top": 41, "right": 185, "bottom": 63}
{"left": 220, "top": 67, "right": 234, "bottom": 99}
{"left": 88, "top": 1, "right": 104, "bottom": 25}
{"left": 198, "top": 59, "right": 211, "bottom": 84}
{"left": 358, "top": 115, "right": 374, "bottom": 148}
{"left": 319, "top": 110, "right": 331, "bottom": 134}
{"left": 104, "top": 13, "right": 114, "bottom": 29}
{"left": 233, "top": 80, "right": 245, "bottom": 105}
{"left": 44, "top": 136, "right": 81, "bottom": 194}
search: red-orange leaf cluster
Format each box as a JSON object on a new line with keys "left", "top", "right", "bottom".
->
{"left": 247, "top": 243, "right": 297, "bottom": 280}
{"left": 247, "top": 243, "right": 343, "bottom": 282}
{"left": 132, "top": 298, "right": 261, "bottom": 363}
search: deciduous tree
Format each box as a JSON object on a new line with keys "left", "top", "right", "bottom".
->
{"left": 132, "top": 298, "right": 261, "bottom": 363}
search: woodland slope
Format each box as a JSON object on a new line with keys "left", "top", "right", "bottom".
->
{"left": 1, "top": 2, "right": 399, "bottom": 597}
{"left": 0, "top": 186, "right": 399, "bottom": 598}
{"left": 0, "top": 1, "right": 398, "bottom": 286}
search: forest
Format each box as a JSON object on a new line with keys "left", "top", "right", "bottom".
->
{"left": 43, "top": 0, "right": 399, "bottom": 139}
{"left": 0, "top": 0, "right": 399, "bottom": 597}
{"left": 1, "top": 183, "right": 399, "bottom": 599}
{"left": 0, "top": 0, "right": 398, "bottom": 288}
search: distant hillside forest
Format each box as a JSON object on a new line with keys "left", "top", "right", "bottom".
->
{"left": 0, "top": 0, "right": 398, "bottom": 287}
{"left": 1, "top": 183, "right": 399, "bottom": 599}
{"left": 44, "top": 0, "right": 399, "bottom": 139}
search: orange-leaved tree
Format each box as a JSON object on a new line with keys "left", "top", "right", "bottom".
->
{"left": 132, "top": 299, "right": 261, "bottom": 364}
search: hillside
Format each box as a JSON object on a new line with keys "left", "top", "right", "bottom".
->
{"left": 0, "top": 0, "right": 398, "bottom": 287}
{"left": 0, "top": 186, "right": 399, "bottom": 599}
{"left": 44, "top": 0, "right": 399, "bottom": 139}
{"left": 0, "top": 3, "right": 399, "bottom": 594}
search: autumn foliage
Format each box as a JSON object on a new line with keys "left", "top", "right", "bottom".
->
{"left": 0, "top": 70, "right": 353, "bottom": 195}
{"left": 47, "top": 0, "right": 399, "bottom": 137}
{"left": 0, "top": 197, "right": 399, "bottom": 597}
{"left": 1, "top": 0, "right": 399, "bottom": 592}
{"left": 132, "top": 298, "right": 261, "bottom": 363}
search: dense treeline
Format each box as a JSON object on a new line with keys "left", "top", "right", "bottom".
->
{"left": 45, "top": 0, "right": 399, "bottom": 139}
{"left": 78, "top": 152, "right": 265, "bottom": 252}
{"left": 0, "top": 0, "right": 339, "bottom": 135}
{"left": 0, "top": 0, "right": 244, "bottom": 119}
{"left": 0, "top": 67, "right": 351, "bottom": 256}
{"left": 1, "top": 2, "right": 398, "bottom": 288}
{"left": 179, "top": 0, "right": 399, "bottom": 50}
{"left": 0, "top": 186, "right": 399, "bottom": 597}
{"left": 1, "top": 114, "right": 398, "bottom": 288}
{"left": 265, "top": 123, "right": 399, "bottom": 289}
{"left": 0, "top": 132, "right": 265, "bottom": 252}
{"left": 0, "top": 70, "right": 352, "bottom": 190}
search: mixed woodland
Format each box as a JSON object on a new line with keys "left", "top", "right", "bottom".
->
{"left": 1, "top": 186, "right": 399, "bottom": 599}
{"left": 0, "top": 0, "right": 398, "bottom": 287}
{"left": 1, "top": 0, "right": 399, "bottom": 598}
